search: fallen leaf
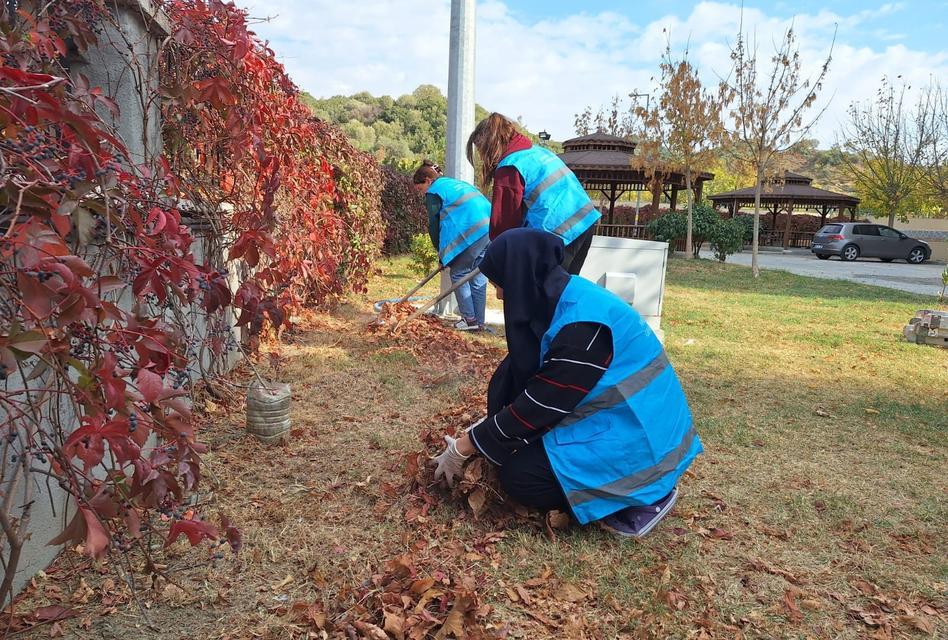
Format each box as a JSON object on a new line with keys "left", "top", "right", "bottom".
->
{"left": 783, "top": 589, "right": 803, "bottom": 622}
{"left": 554, "top": 582, "right": 589, "bottom": 604}
{"left": 353, "top": 621, "right": 388, "bottom": 640}
{"left": 270, "top": 575, "right": 294, "bottom": 591}
{"left": 467, "top": 487, "right": 486, "bottom": 515}
{"left": 433, "top": 593, "right": 474, "bottom": 640}
{"left": 383, "top": 608, "right": 407, "bottom": 640}
{"left": 709, "top": 527, "right": 734, "bottom": 540}
{"left": 31, "top": 606, "right": 75, "bottom": 623}
{"left": 864, "top": 408, "right": 880, "bottom": 415}
{"left": 814, "top": 406, "right": 832, "bottom": 418}
{"left": 515, "top": 585, "right": 532, "bottom": 606}
{"left": 896, "top": 614, "right": 934, "bottom": 634}
{"left": 546, "top": 510, "right": 570, "bottom": 530}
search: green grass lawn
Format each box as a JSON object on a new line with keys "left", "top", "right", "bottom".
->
{"left": 32, "top": 256, "right": 943, "bottom": 639}
{"left": 368, "top": 255, "right": 947, "bottom": 638}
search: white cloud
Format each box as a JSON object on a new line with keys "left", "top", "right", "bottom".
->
{"left": 238, "top": 0, "right": 948, "bottom": 147}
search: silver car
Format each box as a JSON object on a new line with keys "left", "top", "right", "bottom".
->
{"left": 811, "top": 223, "right": 931, "bottom": 264}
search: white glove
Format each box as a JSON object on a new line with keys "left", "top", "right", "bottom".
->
{"left": 430, "top": 435, "right": 470, "bottom": 488}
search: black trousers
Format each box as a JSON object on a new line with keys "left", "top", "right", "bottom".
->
{"left": 497, "top": 440, "right": 568, "bottom": 512}
{"left": 562, "top": 225, "right": 595, "bottom": 275}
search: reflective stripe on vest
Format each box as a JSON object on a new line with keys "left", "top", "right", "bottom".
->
{"left": 566, "top": 426, "right": 698, "bottom": 507}
{"left": 539, "top": 277, "right": 701, "bottom": 524}
{"left": 554, "top": 351, "right": 670, "bottom": 430}
{"left": 427, "top": 177, "right": 491, "bottom": 264}
{"left": 497, "top": 146, "right": 601, "bottom": 245}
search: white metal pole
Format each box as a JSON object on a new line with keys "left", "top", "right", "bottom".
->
{"left": 437, "top": 0, "right": 476, "bottom": 316}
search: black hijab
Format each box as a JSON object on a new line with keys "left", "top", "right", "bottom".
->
{"left": 479, "top": 229, "right": 571, "bottom": 396}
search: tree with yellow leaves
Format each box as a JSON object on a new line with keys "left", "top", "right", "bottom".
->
{"left": 721, "top": 22, "right": 834, "bottom": 276}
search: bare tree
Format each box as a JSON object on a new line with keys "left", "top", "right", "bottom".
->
{"left": 574, "top": 106, "right": 593, "bottom": 136}
{"left": 839, "top": 78, "right": 935, "bottom": 227}
{"left": 921, "top": 82, "right": 947, "bottom": 212}
{"left": 639, "top": 45, "right": 727, "bottom": 258}
{"left": 722, "top": 22, "right": 834, "bottom": 276}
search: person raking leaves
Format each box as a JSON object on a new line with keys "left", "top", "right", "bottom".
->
{"left": 466, "top": 113, "right": 601, "bottom": 275}
{"left": 431, "top": 229, "right": 702, "bottom": 537}
{"left": 413, "top": 160, "right": 491, "bottom": 331}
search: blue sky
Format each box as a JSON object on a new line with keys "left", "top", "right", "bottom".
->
{"left": 240, "top": 1, "right": 948, "bottom": 148}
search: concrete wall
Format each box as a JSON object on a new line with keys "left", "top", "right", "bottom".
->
{"left": 67, "top": 0, "right": 169, "bottom": 165}
{"left": 3, "top": 1, "right": 242, "bottom": 597}
{"left": 893, "top": 218, "right": 948, "bottom": 263}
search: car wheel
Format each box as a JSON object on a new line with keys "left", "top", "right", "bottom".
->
{"left": 817, "top": 254, "right": 830, "bottom": 260}
{"left": 841, "top": 244, "right": 860, "bottom": 262}
{"left": 907, "top": 247, "right": 927, "bottom": 264}
{"left": 880, "top": 258, "right": 893, "bottom": 263}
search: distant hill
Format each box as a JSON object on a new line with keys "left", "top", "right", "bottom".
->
{"left": 302, "top": 85, "right": 551, "bottom": 172}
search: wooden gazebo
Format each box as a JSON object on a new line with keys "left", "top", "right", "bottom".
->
{"left": 709, "top": 172, "right": 860, "bottom": 247}
{"left": 558, "top": 132, "right": 714, "bottom": 224}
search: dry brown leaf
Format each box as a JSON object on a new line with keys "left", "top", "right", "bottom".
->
{"left": 433, "top": 593, "right": 474, "bottom": 640}
{"left": 783, "top": 589, "right": 803, "bottom": 622}
{"left": 383, "top": 608, "right": 407, "bottom": 640}
{"left": 547, "top": 510, "right": 570, "bottom": 529}
{"left": 353, "top": 620, "right": 389, "bottom": 640}
{"left": 896, "top": 614, "right": 934, "bottom": 634}
{"left": 270, "top": 574, "right": 294, "bottom": 591}
{"left": 409, "top": 578, "right": 435, "bottom": 595}
{"left": 515, "top": 585, "right": 532, "bottom": 606}
{"left": 467, "top": 487, "right": 487, "bottom": 515}
{"left": 555, "top": 582, "right": 589, "bottom": 604}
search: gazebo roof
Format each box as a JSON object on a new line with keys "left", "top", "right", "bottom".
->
{"left": 559, "top": 132, "right": 639, "bottom": 170}
{"left": 557, "top": 130, "right": 712, "bottom": 184}
{"left": 709, "top": 172, "right": 859, "bottom": 206}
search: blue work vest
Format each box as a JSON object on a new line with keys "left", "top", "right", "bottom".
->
{"left": 427, "top": 177, "right": 491, "bottom": 264}
{"left": 496, "top": 146, "right": 601, "bottom": 245}
{"left": 540, "top": 277, "right": 702, "bottom": 524}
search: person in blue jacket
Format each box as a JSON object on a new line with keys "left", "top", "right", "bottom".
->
{"left": 466, "top": 113, "right": 602, "bottom": 275}
{"left": 413, "top": 161, "right": 491, "bottom": 331}
{"left": 431, "top": 228, "right": 702, "bottom": 536}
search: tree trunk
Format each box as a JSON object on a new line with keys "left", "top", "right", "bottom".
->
{"left": 752, "top": 170, "right": 762, "bottom": 278}
{"left": 888, "top": 209, "right": 896, "bottom": 227}
{"left": 782, "top": 205, "right": 793, "bottom": 250}
{"left": 685, "top": 168, "right": 694, "bottom": 260}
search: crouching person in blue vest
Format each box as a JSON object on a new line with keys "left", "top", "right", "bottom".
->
{"left": 431, "top": 228, "right": 702, "bottom": 537}
{"left": 413, "top": 161, "right": 491, "bottom": 331}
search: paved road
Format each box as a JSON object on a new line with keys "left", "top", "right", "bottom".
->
{"left": 700, "top": 249, "right": 945, "bottom": 297}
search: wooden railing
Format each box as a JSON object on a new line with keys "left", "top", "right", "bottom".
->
{"left": 595, "top": 224, "right": 649, "bottom": 239}
{"left": 759, "top": 230, "right": 816, "bottom": 248}
{"left": 595, "top": 224, "right": 687, "bottom": 252}
{"left": 595, "top": 224, "right": 815, "bottom": 251}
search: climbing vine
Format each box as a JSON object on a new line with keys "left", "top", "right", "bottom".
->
{"left": 0, "top": 0, "right": 385, "bottom": 606}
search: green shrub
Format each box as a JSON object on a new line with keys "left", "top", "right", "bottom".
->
{"left": 708, "top": 220, "right": 746, "bottom": 262}
{"left": 648, "top": 205, "right": 722, "bottom": 256}
{"left": 734, "top": 215, "right": 755, "bottom": 244}
{"left": 646, "top": 211, "right": 687, "bottom": 244}
{"left": 409, "top": 233, "right": 438, "bottom": 276}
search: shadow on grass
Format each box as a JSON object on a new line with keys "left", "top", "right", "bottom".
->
{"left": 668, "top": 258, "right": 942, "bottom": 306}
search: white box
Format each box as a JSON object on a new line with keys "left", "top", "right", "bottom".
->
{"left": 579, "top": 236, "right": 669, "bottom": 335}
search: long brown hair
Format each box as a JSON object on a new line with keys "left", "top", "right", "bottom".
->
{"left": 412, "top": 159, "right": 442, "bottom": 184}
{"left": 466, "top": 113, "right": 519, "bottom": 188}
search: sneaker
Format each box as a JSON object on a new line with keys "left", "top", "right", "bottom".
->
{"left": 454, "top": 318, "right": 479, "bottom": 331}
{"left": 598, "top": 486, "right": 679, "bottom": 538}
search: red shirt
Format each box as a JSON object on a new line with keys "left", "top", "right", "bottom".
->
{"left": 489, "top": 133, "right": 532, "bottom": 240}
